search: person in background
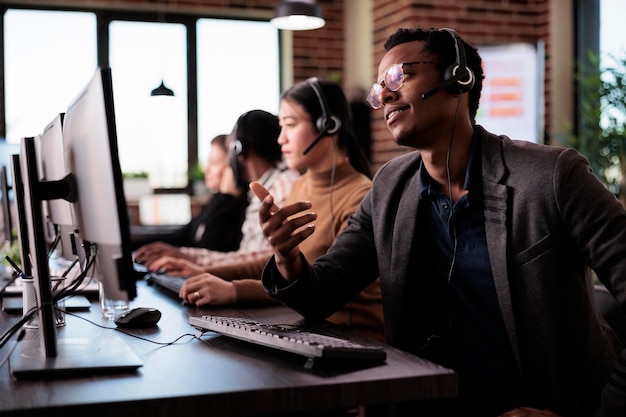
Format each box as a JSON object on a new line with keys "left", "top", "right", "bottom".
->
{"left": 152, "top": 79, "right": 384, "bottom": 342}
{"left": 253, "top": 26, "right": 626, "bottom": 416}
{"left": 135, "top": 109, "right": 299, "bottom": 269}
{"left": 132, "top": 134, "right": 246, "bottom": 253}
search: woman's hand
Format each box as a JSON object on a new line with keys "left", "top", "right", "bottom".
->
{"left": 250, "top": 181, "right": 317, "bottom": 280}
{"left": 179, "top": 273, "right": 236, "bottom": 306}
{"left": 148, "top": 256, "right": 205, "bottom": 276}
{"left": 134, "top": 242, "right": 192, "bottom": 266}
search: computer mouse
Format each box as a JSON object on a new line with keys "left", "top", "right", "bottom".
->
{"left": 114, "top": 307, "right": 162, "bottom": 328}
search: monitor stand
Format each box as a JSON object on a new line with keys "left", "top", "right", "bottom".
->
{"left": 9, "top": 336, "right": 142, "bottom": 378}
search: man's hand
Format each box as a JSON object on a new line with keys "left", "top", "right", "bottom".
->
{"left": 250, "top": 181, "right": 317, "bottom": 280}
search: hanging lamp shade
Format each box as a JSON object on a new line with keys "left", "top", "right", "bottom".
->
{"left": 151, "top": 80, "right": 175, "bottom": 97}
{"left": 270, "top": 0, "right": 325, "bottom": 31}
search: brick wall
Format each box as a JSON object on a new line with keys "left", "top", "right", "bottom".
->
{"left": 269, "top": 0, "right": 552, "bottom": 172}
{"left": 6, "top": 0, "right": 553, "bottom": 172}
{"left": 368, "top": 0, "right": 552, "bottom": 170}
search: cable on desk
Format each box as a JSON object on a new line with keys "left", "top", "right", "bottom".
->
{"left": 0, "top": 257, "right": 93, "bottom": 351}
{"left": 0, "top": 304, "right": 39, "bottom": 350}
{"left": 63, "top": 310, "right": 197, "bottom": 346}
{"left": 0, "top": 328, "right": 25, "bottom": 369}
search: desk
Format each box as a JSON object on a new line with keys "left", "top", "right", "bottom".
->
{"left": 0, "top": 280, "right": 457, "bottom": 417}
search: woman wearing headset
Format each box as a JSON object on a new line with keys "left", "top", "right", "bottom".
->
{"left": 155, "top": 78, "right": 384, "bottom": 341}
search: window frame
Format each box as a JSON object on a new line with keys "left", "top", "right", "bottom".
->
{"left": 0, "top": 4, "right": 281, "bottom": 193}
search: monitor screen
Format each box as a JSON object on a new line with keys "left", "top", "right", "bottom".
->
{"left": 62, "top": 67, "right": 138, "bottom": 304}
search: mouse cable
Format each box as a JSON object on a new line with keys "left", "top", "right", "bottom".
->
{"left": 63, "top": 310, "right": 196, "bottom": 346}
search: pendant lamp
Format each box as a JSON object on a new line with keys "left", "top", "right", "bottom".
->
{"left": 151, "top": 0, "right": 175, "bottom": 97}
{"left": 151, "top": 80, "right": 175, "bottom": 97}
{"left": 270, "top": 0, "right": 325, "bottom": 31}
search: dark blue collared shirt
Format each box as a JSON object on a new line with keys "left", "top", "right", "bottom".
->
{"left": 414, "top": 133, "right": 519, "bottom": 390}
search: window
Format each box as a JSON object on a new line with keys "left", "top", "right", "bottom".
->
{"left": 109, "top": 20, "right": 188, "bottom": 188}
{"left": 197, "top": 18, "right": 280, "bottom": 167}
{"left": 3, "top": 9, "right": 96, "bottom": 143}
{"left": 2, "top": 7, "right": 280, "bottom": 191}
{"left": 600, "top": 0, "right": 623, "bottom": 59}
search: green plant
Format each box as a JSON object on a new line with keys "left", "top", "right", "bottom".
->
{"left": 188, "top": 163, "right": 205, "bottom": 182}
{"left": 1, "top": 239, "right": 21, "bottom": 268}
{"left": 122, "top": 171, "right": 149, "bottom": 179}
{"left": 560, "top": 51, "right": 626, "bottom": 203}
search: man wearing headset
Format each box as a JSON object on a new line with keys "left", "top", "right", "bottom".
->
{"left": 253, "top": 26, "right": 626, "bottom": 416}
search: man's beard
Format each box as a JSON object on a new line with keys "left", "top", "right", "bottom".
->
{"left": 394, "top": 125, "right": 419, "bottom": 148}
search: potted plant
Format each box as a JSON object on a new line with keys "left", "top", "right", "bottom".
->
{"left": 122, "top": 171, "right": 151, "bottom": 199}
{"left": 559, "top": 51, "right": 626, "bottom": 204}
{"left": 188, "top": 163, "right": 207, "bottom": 198}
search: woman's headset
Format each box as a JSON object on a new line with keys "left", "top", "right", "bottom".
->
{"left": 302, "top": 77, "right": 342, "bottom": 155}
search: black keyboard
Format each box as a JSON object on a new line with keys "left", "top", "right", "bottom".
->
{"left": 188, "top": 315, "right": 386, "bottom": 369}
{"left": 146, "top": 273, "right": 187, "bottom": 294}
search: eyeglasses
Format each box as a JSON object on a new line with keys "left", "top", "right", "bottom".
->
{"left": 367, "top": 61, "right": 440, "bottom": 109}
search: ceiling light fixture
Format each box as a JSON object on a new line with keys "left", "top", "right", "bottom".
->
{"left": 270, "top": 0, "right": 325, "bottom": 31}
{"left": 150, "top": 0, "right": 175, "bottom": 97}
{"left": 151, "top": 80, "right": 175, "bottom": 97}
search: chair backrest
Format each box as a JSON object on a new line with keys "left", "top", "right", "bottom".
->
{"left": 594, "top": 284, "right": 626, "bottom": 342}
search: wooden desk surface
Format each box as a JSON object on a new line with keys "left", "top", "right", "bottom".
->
{"left": 0, "top": 280, "right": 457, "bottom": 416}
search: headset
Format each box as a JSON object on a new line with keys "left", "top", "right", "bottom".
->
{"left": 228, "top": 117, "right": 247, "bottom": 189}
{"left": 415, "top": 28, "right": 474, "bottom": 352}
{"left": 421, "top": 28, "right": 475, "bottom": 100}
{"left": 302, "top": 77, "right": 342, "bottom": 155}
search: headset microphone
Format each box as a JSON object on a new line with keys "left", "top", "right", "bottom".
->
{"left": 421, "top": 28, "right": 474, "bottom": 100}
{"left": 421, "top": 75, "right": 463, "bottom": 100}
{"left": 303, "top": 125, "right": 330, "bottom": 155}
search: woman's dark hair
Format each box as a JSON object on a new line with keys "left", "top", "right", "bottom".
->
{"left": 234, "top": 109, "right": 282, "bottom": 164}
{"left": 384, "top": 26, "right": 484, "bottom": 120}
{"left": 281, "top": 79, "right": 372, "bottom": 178}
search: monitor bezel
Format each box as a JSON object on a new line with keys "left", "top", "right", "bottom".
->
{"left": 1, "top": 165, "right": 14, "bottom": 247}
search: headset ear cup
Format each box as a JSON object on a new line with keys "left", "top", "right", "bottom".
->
{"left": 316, "top": 115, "right": 342, "bottom": 136}
{"left": 443, "top": 64, "right": 456, "bottom": 93}
{"left": 326, "top": 115, "right": 341, "bottom": 135}
{"left": 315, "top": 116, "right": 326, "bottom": 133}
{"left": 444, "top": 64, "right": 475, "bottom": 94}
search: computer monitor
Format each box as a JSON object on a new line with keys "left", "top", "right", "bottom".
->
{"left": 39, "top": 113, "right": 75, "bottom": 228}
{"left": 9, "top": 67, "right": 142, "bottom": 377}
{"left": 62, "top": 67, "right": 139, "bottom": 303}
{"left": 9, "top": 155, "right": 32, "bottom": 278}
{"left": 39, "top": 113, "right": 86, "bottom": 269}
{"left": 1, "top": 165, "right": 14, "bottom": 247}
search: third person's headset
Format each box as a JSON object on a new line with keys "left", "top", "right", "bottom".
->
{"left": 302, "top": 77, "right": 342, "bottom": 155}
{"left": 421, "top": 28, "right": 475, "bottom": 100}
